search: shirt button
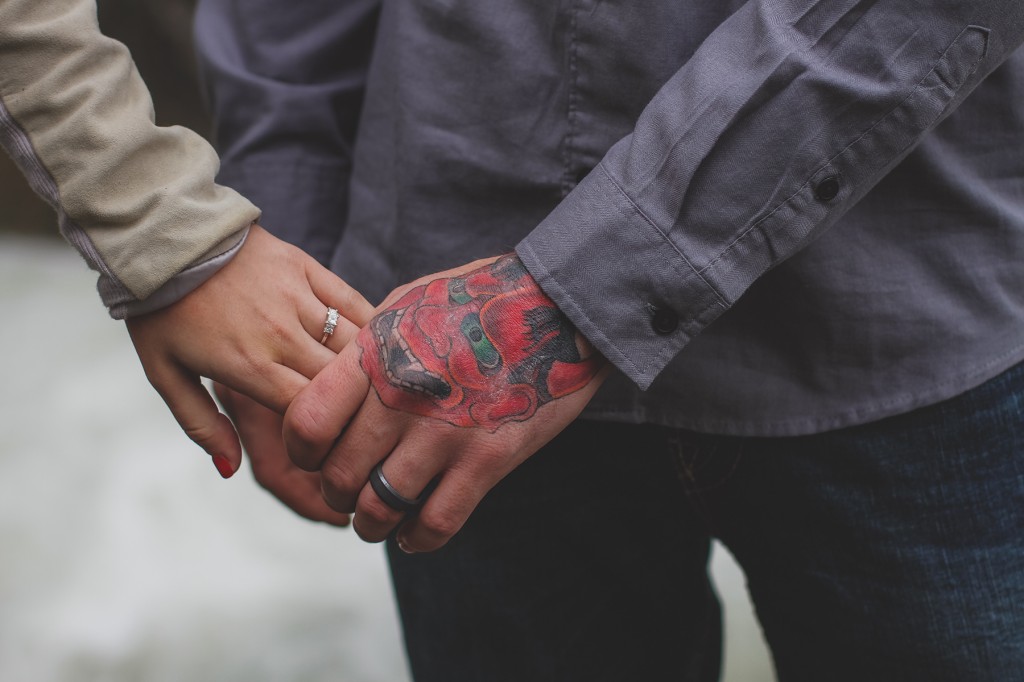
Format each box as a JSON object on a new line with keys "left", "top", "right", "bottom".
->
{"left": 814, "top": 175, "right": 840, "bottom": 202}
{"left": 651, "top": 307, "right": 679, "bottom": 335}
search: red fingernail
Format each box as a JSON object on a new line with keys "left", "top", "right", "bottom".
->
{"left": 212, "top": 455, "right": 235, "bottom": 479}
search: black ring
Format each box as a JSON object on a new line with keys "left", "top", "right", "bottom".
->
{"left": 370, "top": 461, "right": 423, "bottom": 513}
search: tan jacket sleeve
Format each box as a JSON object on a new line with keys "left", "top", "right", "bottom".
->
{"left": 0, "top": 0, "right": 260, "bottom": 318}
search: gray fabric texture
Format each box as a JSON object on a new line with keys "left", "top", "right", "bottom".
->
{"left": 196, "top": 0, "right": 1024, "bottom": 435}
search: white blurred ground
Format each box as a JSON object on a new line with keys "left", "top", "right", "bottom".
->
{"left": 0, "top": 235, "right": 773, "bottom": 681}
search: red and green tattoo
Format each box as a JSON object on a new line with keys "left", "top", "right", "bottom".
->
{"left": 359, "top": 255, "right": 603, "bottom": 430}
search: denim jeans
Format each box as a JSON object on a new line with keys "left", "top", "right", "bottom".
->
{"left": 387, "top": 361, "right": 1024, "bottom": 681}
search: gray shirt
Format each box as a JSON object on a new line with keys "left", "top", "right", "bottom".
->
{"left": 197, "top": 0, "right": 1024, "bottom": 436}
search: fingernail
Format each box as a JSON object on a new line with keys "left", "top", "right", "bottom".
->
{"left": 397, "top": 534, "right": 416, "bottom": 555}
{"left": 212, "top": 455, "right": 235, "bottom": 479}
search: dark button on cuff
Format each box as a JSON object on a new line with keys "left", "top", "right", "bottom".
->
{"left": 814, "top": 175, "right": 840, "bottom": 202}
{"left": 651, "top": 307, "right": 679, "bottom": 335}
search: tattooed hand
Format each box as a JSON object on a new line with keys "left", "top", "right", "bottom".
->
{"left": 283, "top": 255, "right": 608, "bottom": 552}
{"left": 364, "top": 255, "right": 601, "bottom": 429}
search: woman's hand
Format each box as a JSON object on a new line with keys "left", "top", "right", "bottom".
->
{"left": 126, "top": 225, "right": 373, "bottom": 475}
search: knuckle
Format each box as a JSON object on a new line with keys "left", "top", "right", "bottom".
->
{"left": 417, "top": 507, "right": 463, "bottom": 541}
{"left": 283, "top": 413, "right": 316, "bottom": 450}
{"left": 320, "top": 459, "right": 364, "bottom": 498}
{"left": 284, "top": 404, "right": 332, "bottom": 454}
{"left": 182, "top": 422, "right": 220, "bottom": 448}
{"left": 337, "top": 286, "right": 358, "bottom": 311}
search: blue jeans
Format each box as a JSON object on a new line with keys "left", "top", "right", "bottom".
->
{"left": 387, "top": 361, "right": 1024, "bottom": 681}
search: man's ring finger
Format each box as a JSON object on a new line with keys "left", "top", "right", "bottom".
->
{"left": 370, "top": 461, "right": 425, "bottom": 514}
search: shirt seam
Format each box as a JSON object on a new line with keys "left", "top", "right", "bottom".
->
{"left": 559, "top": 1, "right": 580, "bottom": 196}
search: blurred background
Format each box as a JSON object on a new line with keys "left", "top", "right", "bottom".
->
{"left": 0, "top": 1, "right": 773, "bottom": 679}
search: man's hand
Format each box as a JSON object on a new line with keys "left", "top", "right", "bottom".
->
{"left": 283, "top": 254, "right": 608, "bottom": 552}
{"left": 214, "top": 384, "right": 350, "bottom": 526}
{"left": 126, "top": 225, "right": 374, "bottom": 476}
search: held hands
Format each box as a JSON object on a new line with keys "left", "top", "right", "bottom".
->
{"left": 284, "top": 254, "right": 608, "bottom": 551}
{"left": 214, "top": 383, "right": 350, "bottom": 526}
{"left": 126, "top": 225, "right": 374, "bottom": 477}
{"left": 130, "top": 242, "right": 603, "bottom": 541}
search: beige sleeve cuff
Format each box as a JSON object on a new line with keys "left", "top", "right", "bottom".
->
{"left": 0, "top": 0, "right": 261, "bottom": 314}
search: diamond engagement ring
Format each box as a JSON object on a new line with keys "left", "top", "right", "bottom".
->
{"left": 320, "top": 307, "right": 340, "bottom": 344}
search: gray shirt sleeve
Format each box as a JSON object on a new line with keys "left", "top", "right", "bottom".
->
{"left": 518, "top": 0, "right": 1024, "bottom": 389}
{"left": 194, "top": 0, "right": 380, "bottom": 265}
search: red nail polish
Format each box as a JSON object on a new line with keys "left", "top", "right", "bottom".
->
{"left": 212, "top": 455, "right": 234, "bottom": 479}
